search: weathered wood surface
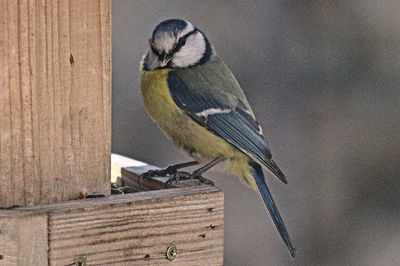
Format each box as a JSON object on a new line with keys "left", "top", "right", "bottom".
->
{"left": 0, "top": 0, "right": 112, "bottom": 207}
{"left": 0, "top": 215, "right": 48, "bottom": 265}
{"left": 0, "top": 187, "right": 224, "bottom": 265}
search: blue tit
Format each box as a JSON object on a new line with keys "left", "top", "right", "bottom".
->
{"left": 140, "top": 19, "right": 295, "bottom": 257}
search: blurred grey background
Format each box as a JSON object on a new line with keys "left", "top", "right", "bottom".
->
{"left": 112, "top": 1, "right": 400, "bottom": 265}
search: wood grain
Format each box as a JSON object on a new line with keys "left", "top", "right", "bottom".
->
{"left": 0, "top": 187, "right": 224, "bottom": 265}
{"left": 0, "top": 0, "right": 111, "bottom": 207}
{"left": 0, "top": 214, "right": 48, "bottom": 265}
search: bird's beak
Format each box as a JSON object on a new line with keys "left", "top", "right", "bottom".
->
{"left": 160, "top": 59, "right": 170, "bottom": 67}
{"left": 159, "top": 52, "right": 172, "bottom": 67}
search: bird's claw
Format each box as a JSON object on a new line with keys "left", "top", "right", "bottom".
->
{"left": 138, "top": 161, "right": 214, "bottom": 188}
{"left": 138, "top": 162, "right": 199, "bottom": 187}
{"left": 164, "top": 171, "right": 214, "bottom": 188}
{"left": 138, "top": 167, "right": 176, "bottom": 187}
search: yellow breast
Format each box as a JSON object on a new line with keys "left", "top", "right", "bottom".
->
{"left": 140, "top": 68, "right": 237, "bottom": 161}
{"left": 140, "top": 67, "right": 256, "bottom": 189}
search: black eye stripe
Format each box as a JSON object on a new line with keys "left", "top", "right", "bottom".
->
{"left": 181, "top": 28, "right": 197, "bottom": 42}
{"left": 149, "top": 29, "right": 198, "bottom": 59}
{"left": 171, "top": 29, "right": 197, "bottom": 54}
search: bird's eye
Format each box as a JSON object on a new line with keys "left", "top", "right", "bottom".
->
{"left": 178, "top": 38, "right": 186, "bottom": 47}
{"left": 171, "top": 37, "right": 187, "bottom": 54}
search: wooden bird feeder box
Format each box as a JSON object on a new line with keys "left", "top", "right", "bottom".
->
{"left": 0, "top": 1, "right": 224, "bottom": 265}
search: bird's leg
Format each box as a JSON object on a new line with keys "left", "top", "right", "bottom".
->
{"left": 166, "top": 157, "right": 224, "bottom": 187}
{"left": 139, "top": 160, "right": 199, "bottom": 186}
{"left": 192, "top": 156, "right": 224, "bottom": 176}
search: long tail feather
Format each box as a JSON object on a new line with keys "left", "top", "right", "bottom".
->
{"left": 250, "top": 162, "right": 296, "bottom": 257}
{"left": 263, "top": 158, "right": 288, "bottom": 184}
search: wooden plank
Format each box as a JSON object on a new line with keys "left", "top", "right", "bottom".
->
{"left": 0, "top": 215, "right": 48, "bottom": 265}
{"left": 0, "top": 187, "right": 224, "bottom": 265}
{"left": 0, "top": 186, "right": 221, "bottom": 217}
{"left": 0, "top": 0, "right": 112, "bottom": 207}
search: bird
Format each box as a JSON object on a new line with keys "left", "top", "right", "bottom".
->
{"left": 140, "top": 18, "right": 295, "bottom": 257}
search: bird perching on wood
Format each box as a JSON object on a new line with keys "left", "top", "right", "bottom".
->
{"left": 140, "top": 19, "right": 295, "bottom": 257}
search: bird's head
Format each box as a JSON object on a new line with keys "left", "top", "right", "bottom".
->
{"left": 144, "top": 19, "right": 214, "bottom": 70}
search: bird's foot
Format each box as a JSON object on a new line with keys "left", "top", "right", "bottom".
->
{"left": 164, "top": 170, "right": 215, "bottom": 188}
{"left": 138, "top": 161, "right": 199, "bottom": 186}
{"left": 138, "top": 158, "right": 222, "bottom": 188}
{"left": 163, "top": 157, "right": 224, "bottom": 188}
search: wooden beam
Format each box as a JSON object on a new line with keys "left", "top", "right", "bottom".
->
{"left": 0, "top": 187, "right": 224, "bottom": 265}
{"left": 0, "top": 0, "right": 112, "bottom": 207}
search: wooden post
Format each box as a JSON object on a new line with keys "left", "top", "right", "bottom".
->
{"left": 0, "top": 0, "right": 111, "bottom": 207}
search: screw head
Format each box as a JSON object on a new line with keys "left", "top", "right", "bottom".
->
{"left": 166, "top": 245, "right": 177, "bottom": 261}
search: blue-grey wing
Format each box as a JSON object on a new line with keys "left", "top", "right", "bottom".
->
{"left": 167, "top": 70, "right": 287, "bottom": 183}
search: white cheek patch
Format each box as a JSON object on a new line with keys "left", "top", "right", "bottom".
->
{"left": 172, "top": 32, "right": 206, "bottom": 68}
{"left": 195, "top": 108, "right": 231, "bottom": 118}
